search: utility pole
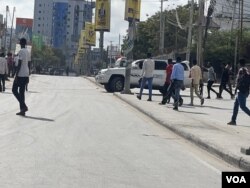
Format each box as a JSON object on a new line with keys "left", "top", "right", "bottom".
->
{"left": 9, "top": 7, "right": 15, "bottom": 53}
{"left": 186, "top": 0, "right": 194, "bottom": 61}
{"left": 123, "top": 0, "right": 141, "bottom": 94}
{"left": 118, "top": 34, "right": 121, "bottom": 55}
{"left": 159, "top": 0, "right": 164, "bottom": 54}
{"left": 240, "top": 0, "right": 244, "bottom": 46}
{"left": 159, "top": 0, "right": 168, "bottom": 55}
{"left": 4, "top": 6, "right": 9, "bottom": 55}
{"left": 231, "top": 0, "right": 237, "bottom": 87}
{"left": 99, "top": 30, "right": 104, "bottom": 67}
{"left": 197, "top": 0, "right": 205, "bottom": 67}
{"left": 109, "top": 40, "right": 113, "bottom": 67}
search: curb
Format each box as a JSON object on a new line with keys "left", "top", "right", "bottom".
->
{"left": 84, "top": 76, "right": 250, "bottom": 171}
{"left": 113, "top": 93, "right": 250, "bottom": 171}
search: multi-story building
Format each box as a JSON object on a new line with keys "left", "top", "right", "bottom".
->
{"left": 66, "top": 0, "right": 94, "bottom": 66}
{"left": 52, "top": 0, "right": 68, "bottom": 49}
{"left": 33, "top": 0, "right": 53, "bottom": 46}
{"left": 213, "top": 0, "right": 250, "bottom": 30}
{"left": 33, "top": 0, "right": 95, "bottom": 66}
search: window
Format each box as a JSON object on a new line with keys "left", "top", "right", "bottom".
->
{"left": 181, "top": 63, "right": 188, "bottom": 71}
{"left": 136, "top": 60, "right": 144, "bottom": 69}
{"left": 155, "top": 61, "right": 167, "bottom": 70}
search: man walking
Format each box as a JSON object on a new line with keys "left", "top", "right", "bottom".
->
{"left": 171, "top": 57, "right": 184, "bottom": 110}
{"left": 137, "top": 52, "right": 155, "bottom": 101}
{"left": 7, "top": 52, "right": 14, "bottom": 77}
{"left": 160, "top": 58, "right": 183, "bottom": 105}
{"left": 217, "top": 63, "right": 234, "bottom": 99}
{"left": 227, "top": 59, "right": 250, "bottom": 125}
{"left": 190, "top": 60, "right": 204, "bottom": 106}
{"left": 203, "top": 62, "right": 218, "bottom": 99}
{"left": 12, "top": 38, "right": 31, "bottom": 116}
{"left": 0, "top": 52, "right": 8, "bottom": 92}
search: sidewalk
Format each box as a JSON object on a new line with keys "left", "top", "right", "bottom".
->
{"left": 86, "top": 76, "right": 250, "bottom": 171}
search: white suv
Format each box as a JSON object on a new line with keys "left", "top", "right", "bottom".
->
{"left": 95, "top": 59, "right": 191, "bottom": 92}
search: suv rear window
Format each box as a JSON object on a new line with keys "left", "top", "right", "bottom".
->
{"left": 181, "top": 63, "right": 188, "bottom": 71}
{"left": 137, "top": 60, "right": 167, "bottom": 70}
{"left": 155, "top": 60, "right": 167, "bottom": 70}
{"left": 169, "top": 62, "right": 189, "bottom": 71}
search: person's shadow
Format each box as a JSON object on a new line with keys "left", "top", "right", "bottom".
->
{"left": 23, "top": 116, "right": 54, "bottom": 122}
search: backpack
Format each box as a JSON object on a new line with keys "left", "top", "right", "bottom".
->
{"left": 237, "top": 68, "right": 250, "bottom": 94}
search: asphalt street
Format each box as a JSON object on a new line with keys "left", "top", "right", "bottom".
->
{"left": 0, "top": 75, "right": 239, "bottom": 188}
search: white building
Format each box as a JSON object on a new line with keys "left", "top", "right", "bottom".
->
{"left": 33, "top": 0, "right": 54, "bottom": 46}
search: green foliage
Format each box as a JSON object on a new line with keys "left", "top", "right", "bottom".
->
{"left": 122, "top": 4, "right": 197, "bottom": 59}
{"left": 204, "top": 29, "right": 250, "bottom": 72}
{"left": 31, "top": 46, "right": 66, "bottom": 68}
{"left": 121, "top": 2, "right": 250, "bottom": 75}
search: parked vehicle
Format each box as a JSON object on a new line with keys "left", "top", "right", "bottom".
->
{"left": 95, "top": 59, "right": 191, "bottom": 92}
{"left": 114, "top": 57, "right": 127, "bottom": 68}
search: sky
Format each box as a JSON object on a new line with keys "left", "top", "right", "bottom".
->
{"left": 0, "top": 0, "right": 190, "bottom": 48}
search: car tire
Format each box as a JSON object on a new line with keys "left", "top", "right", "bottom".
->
{"left": 104, "top": 84, "right": 112, "bottom": 92}
{"left": 110, "top": 77, "right": 124, "bottom": 92}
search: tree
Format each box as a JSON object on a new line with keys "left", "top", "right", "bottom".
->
{"left": 122, "top": 4, "right": 197, "bottom": 59}
{"left": 31, "top": 45, "right": 66, "bottom": 68}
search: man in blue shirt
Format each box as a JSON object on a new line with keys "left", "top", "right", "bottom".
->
{"left": 171, "top": 57, "right": 184, "bottom": 110}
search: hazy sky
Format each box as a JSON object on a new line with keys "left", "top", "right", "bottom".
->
{"left": 0, "top": 0, "right": 190, "bottom": 48}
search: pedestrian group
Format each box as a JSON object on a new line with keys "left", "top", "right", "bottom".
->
{"left": 136, "top": 54, "right": 250, "bottom": 126}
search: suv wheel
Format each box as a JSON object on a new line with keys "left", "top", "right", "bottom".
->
{"left": 104, "top": 84, "right": 112, "bottom": 92}
{"left": 110, "top": 77, "right": 124, "bottom": 92}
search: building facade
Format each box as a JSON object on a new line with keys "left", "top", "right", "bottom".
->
{"left": 33, "top": 0, "right": 95, "bottom": 66}
{"left": 52, "top": 1, "right": 68, "bottom": 48}
{"left": 213, "top": 0, "right": 250, "bottom": 30}
{"left": 66, "top": 0, "right": 94, "bottom": 66}
{"left": 33, "top": 0, "right": 53, "bottom": 46}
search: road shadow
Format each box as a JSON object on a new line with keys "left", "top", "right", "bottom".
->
{"left": 202, "top": 105, "right": 231, "bottom": 110}
{"left": 24, "top": 116, "right": 55, "bottom": 122}
{"left": 176, "top": 110, "right": 208, "bottom": 115}
{"left": 0, "top": 91, "right": 12, "bottom": 95}
{"left": 27, "top": 91, "right": 40, "bottom": 94}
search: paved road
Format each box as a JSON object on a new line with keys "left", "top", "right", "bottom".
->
{"left": 0, "top": 75, "right": 239, "bottom": 187}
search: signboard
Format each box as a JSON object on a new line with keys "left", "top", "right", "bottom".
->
{"left": 32, "top": 34, "right": 43, "bottom": 50}
{"left": 16, "top": 18, "right": 33, "bottom": 45}
{"left": 123, "top": 23, "right": 135, "bottom": 55}
{"left": 85, "top": 22, "right": 96, "bottom": 46}
{"left": 79, "top": 30, "right": 89, "bottom": 49}
{"left": 95, "top": 0, "right": 111, "bottom": 31}
{"left": 124, "top": 0, "right": 141, "bottom": 22}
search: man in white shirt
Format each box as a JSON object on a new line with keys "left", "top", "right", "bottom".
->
{"left": 0, "top": 52, "right": 8, "bottom": 92}
{"left": 190, "top": 60, "right": 204, "bottom": 106}
{"left": 137, "top": 52, "right": 155, "bottom": 101}
{"left": 12, "top": 38, "right": 31, "bottom": 116}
